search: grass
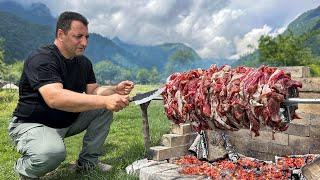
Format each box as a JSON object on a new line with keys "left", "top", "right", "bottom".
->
{"left": 0, "top": 85, "right": 171, "bottom": 179}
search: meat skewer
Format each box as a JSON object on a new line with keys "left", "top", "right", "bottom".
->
{"left": 162, "top": 65, "right": 303, "bottom": 136}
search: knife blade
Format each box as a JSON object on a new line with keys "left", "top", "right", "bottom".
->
{"left": 130, "top": 87, "right": 164, "bottom": 105}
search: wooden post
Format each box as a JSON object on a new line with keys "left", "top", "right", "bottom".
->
{"left": 139, "top": 101, "right": 151, "bottom": 157}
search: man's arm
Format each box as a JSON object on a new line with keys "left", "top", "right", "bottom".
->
{"left": 86, "top": 83, "right": 118, "bottom": 95}
{"left": 39, "top": 83, "right": 129, "bottom": 112}
{"left": 87, "top": 81, "right": 134, "bottom": 96}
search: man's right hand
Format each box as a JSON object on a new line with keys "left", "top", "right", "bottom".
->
{"left": 104, "top": 94, "right": 130, "bottom": 112}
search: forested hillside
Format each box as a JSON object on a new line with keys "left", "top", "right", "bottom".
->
{"left": 0, "top": 1, "right": 205, "bottom": 84}
{"left": 235, "top": 6, "right": 320, "bottom": 76}
{"left": 0, "top": 11, "right": 53, "bottom": 62}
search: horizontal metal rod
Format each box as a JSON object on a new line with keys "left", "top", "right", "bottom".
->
{"left": 149, "top": 97, "right": 320, "bottom": 104}
{"left": 284, "top": 98, "right": 320, "bottom": 105}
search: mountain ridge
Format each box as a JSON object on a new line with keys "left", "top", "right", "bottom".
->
{"left": 0, "top": 1, "right": 203, "bottom": 72}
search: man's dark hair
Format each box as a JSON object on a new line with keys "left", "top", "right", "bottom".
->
{"left": 55, "top": 11, "right": 88, "bottom": 37}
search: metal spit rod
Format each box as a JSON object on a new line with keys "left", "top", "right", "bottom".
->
{"left": 284, "top": 98, "right": 320, "bottom": 105}
{"left": 153, "top": 97, "right": 320, "bottom": 105}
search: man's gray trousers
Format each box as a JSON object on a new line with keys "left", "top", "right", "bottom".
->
{"left": 8, "top": 109, "right": 113, "bottom": 178}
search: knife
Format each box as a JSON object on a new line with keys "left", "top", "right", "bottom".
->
{"left": 130, "top": 87, "right": 164, "bottom": 105}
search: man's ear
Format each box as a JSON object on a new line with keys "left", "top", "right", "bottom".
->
{"left": 57, "top": 29, "right": 65, "bottom": 42}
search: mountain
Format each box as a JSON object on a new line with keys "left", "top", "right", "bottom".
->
{"left": 112, "top": 37, "right": 201, "bottom": 70}
{"left": 0, "top": 1, "right": 56, "bottom": 26}
{"left": 286, "top": 6, "right": 320, "bottom": 36}
{"left": 286, "top": 6, "right": 320, "bottom": 56}
{"left": 0, "top": 11, "right": 53, "bottom": 62}
{"left": 0, "top": 1, "right": 202, "bottom": 72}
{"left": 234, "top": 5, "right": 320, "bottom": 67}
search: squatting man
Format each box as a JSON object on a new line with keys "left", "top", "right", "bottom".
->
{"left": 8, "top": 11, "right": 134, "bottom": 179}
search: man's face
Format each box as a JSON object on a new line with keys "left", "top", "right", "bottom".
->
{"left": 61, "top": 20, "right": 89, "bottom": 58}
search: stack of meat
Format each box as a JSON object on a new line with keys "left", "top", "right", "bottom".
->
{"left": 162, "top": 65, "right": 302, "bottom": 136}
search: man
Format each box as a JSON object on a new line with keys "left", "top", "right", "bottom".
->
{"left": 8, "top": 11, "right": 134, "bottom": 179}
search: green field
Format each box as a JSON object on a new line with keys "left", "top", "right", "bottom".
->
{"left": 0, "top": 85, "right": 171, "bottom": 179}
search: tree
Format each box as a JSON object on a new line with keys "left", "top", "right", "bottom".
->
{"left": 0, "top": 38, "right": 7, "bottom": 80}
{"left": 136, "top": 68, "right": 149, "bottom": 84}
{"left": 94, "top": 60, "right": 120, "bottom": 84}
{"left": 148, "top": 67, "right": 160, "bottom": 83}
{"left": 165, "top": 50, "right": 197, "bottom": 77}
{"left": 258, "top": 31, "right": 318, "bottom": 66}
{"left": 3, "top": 61, "right": 23, "bottom": 84}
{"left": 94, "top": 60, "right": 135, "bottom": 84}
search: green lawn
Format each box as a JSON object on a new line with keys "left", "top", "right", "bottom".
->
{"left": 0, "top": 85, "right": 171, "bottom": 179}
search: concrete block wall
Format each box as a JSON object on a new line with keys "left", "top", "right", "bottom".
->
{"left": 225, "top": 111, "right": 320, "bottom": 161}
{"left": 150, "top": 124, "right": 196, "bottom": 161}
{"left": 279, "top": 66, "right": 310, "bottom": 78}
{"left": 150, "top": 112, "right": 319, "bottom": 162}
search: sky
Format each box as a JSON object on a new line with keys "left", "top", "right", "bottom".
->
{"left": 8, "top": 0, "right": 320, "bottom": 61}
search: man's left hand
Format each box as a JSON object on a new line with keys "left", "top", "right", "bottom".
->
{"left": 115, "top": 81, "right": 134, "bottom": 95}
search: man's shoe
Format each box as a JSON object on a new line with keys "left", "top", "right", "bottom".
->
{"left": 76, "top": 160, "right": 112, "bottom": 172}
{"left": 19, "top": 174, "right": 39, "bottom": 180}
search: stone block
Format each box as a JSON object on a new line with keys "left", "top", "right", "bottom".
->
{"left": 285, "top": 124, "right": 309, "bottom": 137}
{"left": 225, "top": 129, "right": 252, "bottom": 140}
{"left": 309, "top": 138, "right": 320, "bottom": 154}
{"left": 295, "top": 77, "right": 320, "bottom": 92}
{"left": 125, "top": 158, "right": 167, "bottom": 176}
{"left": 248, "top": 141, "right": 270, "bottom": 153}
{"left": 247, "top": 140, "right": 291, "bottom": 155}
{"left": 272, "top": 132, "right": 290, "bottom": 146}
{"left": 310, "top": 126, "right": 320, "bottom": 139}
{"left": 161, "top": 133, "right": 197, "bottom": 147}
{"left": 251, "top": 130, "right": 288, "bottom": 145}
{"left": 248, "top": 150, "right": 275, "bottom": 161}
{"left": 230, "top": 138, "right": 251, "bottom": 156}
{"left": 139, "top": 163, "right": 179, "bottom": 180}
{"left": 251, "top": 130, "right": 272, "bottom": 143}
{"left": 170, "top": 123, "right": 192, "bottom": 135}
{"left": 279, "top": 66, "right": 310, "bottom": 78}
{"left": 290, "top": 111, "right": 310, "bottom": 125}
{"left": 268, "top": 143, "right": 294, "bottom": 156}
{"left": 150, "top": 145, "right": 190, "bottom": 161}
{"left": 152, "top": 168, "right": 207, "bottom": 180}
{"left": 288, "top": 135, "right": 311, "bottom": 154}
{"left": 310, "top": 114, "right": 320, "bottom": 126}
{"left": 294, "top": 110, "right": 311, "bottom": 121}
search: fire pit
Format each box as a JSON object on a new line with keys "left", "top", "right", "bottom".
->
{"left": 132, "top": 66, "right": 320, "bottom": 179}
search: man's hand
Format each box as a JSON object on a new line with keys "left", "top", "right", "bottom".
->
{"left": 115, "top": 81, "right": 134, "bottom": 95}
{"left": 104, "top": 94, "right": 130, "bottom": 112}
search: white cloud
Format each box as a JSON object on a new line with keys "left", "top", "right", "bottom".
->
{"left": 231, "top": 25, "right": 272, "bottom": 59}
{"left": 3, "top": 0, "right": 319, "bottom": 60}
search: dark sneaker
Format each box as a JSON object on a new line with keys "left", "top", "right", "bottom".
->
{"left": 74, "top": 160, "right": 112, "bottom": 173}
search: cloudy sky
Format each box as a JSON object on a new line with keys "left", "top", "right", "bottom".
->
{"left": 10, "top": 0, "right": 319, "bottom": 60}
